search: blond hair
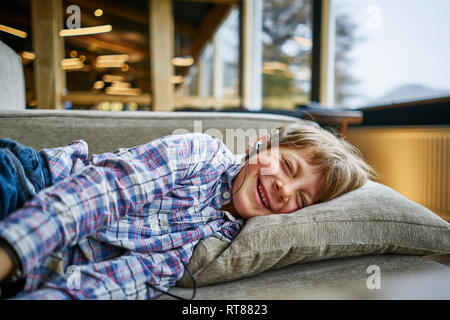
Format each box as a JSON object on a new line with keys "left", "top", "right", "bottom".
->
{"left": 268, "top": 122, "right": 376, "bottom": 203}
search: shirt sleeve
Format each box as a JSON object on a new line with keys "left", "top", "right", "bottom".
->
{"left": 40, "top": 139, "right": 90, "bottom": 185}
{"left": 0, "top": 133, "right": 229, "bottom": 276}
{"left": 12, "top": 249, "right": 187, "bottom": 300}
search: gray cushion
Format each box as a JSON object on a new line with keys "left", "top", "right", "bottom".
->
{"left": 0, "top": 41, "right": 26, "bottom": 110}
{"left": 177, "top": 180, "right": 450, "bottom": 287}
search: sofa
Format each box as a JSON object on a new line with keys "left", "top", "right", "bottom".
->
{"left": 0, "top": 110, "right": 449, "bottom": 300}
{"left": 0, "top": 41, "right": 25, "bottom": 111}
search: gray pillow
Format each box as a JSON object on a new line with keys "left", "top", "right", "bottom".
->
{"left": 177, "top": 180, "right": 450, "bottom": 287}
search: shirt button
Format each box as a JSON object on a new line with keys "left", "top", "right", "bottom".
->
{"left": 223, "top": 191, "right": 231, "bottom": 199}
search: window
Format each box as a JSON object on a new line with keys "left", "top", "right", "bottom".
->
{"left": 332, "top": 0, "right": 450, "bottom": 108}
{"left": 262, "top": 0, "right": 313, "bottom": 110}
{"left": 173, "top": 2, "right": 240, "bottom": 110}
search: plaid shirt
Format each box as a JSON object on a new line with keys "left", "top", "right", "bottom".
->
{"left": 0, "top": 133, "right": 245, "bottom": 299}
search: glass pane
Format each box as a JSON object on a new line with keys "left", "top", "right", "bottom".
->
{"left": 262, "top": 0, "right": 312, "bottom": 110}
{"left": 333, "top": 0, "right": 450, "bottom": 108}
{"left": 215, "top": 9, "right": 240, "bottom": 99}
{"left": 174, "top": 3, "right": 240, "bottom": 110}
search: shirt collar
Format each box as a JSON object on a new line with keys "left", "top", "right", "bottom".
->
{"left": 225, "top": 153, "right": 246, "bottom": 189}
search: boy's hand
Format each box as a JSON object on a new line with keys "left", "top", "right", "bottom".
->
{"left": 0, "top": 247, "right": 14, "bottom": 281}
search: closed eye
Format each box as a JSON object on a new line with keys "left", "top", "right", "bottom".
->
{"left": 284, "top": 158, "right": 306, "bottom": 208}
{"left": 299, "top": 193, "right": 306, "bottom": 208}
{"left": 284, "top": 159, "right": 292, "bottom": 175}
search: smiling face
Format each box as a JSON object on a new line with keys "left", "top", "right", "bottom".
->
{"left": 228, "top": 145, "right": 325, "bottom": 219}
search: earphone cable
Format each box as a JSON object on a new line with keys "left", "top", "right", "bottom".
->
{"left": 146, "top": 259, "right": 196, "bottom": 300}
{"left": 230, "top": 141, "right": 261, "bottom": 198}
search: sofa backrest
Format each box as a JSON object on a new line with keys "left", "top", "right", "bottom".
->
{"left": 0, "top": 110, "right": 303, "bottom": 155}
{"left": 0, "top": 41, "right": 26, "bottom": 110}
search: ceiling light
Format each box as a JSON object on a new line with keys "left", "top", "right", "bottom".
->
{"left": 21, "top": 51, "right": 36, "bottom": 60}
{"left": 96, "top": 61, "right": 124, "bottom": 68}
{"left": 61, "top": 58, "right": 84, "bottom": 70}
{"left": 62, "top": 63, "right": 84, "bottom": 70}
{"left": 172, "top": 56, "right": 194, "bottom": 67}
{"left": 103, "top": 75, "right": 125, "bottom": 82}
{"left": 59, "top": 25, "right": 112, "bottom": 37}
{"left": 93, "top": 81, "right": 105, "bottom": 90}
{"left": 96, "top": 54, "right": 129, "bottom": 63}
{"left": 94, "top": 9, "right": 103, "bottom": 17}
{"left": 96, "top": 55, "right": 129, "bottom": 68}
{"left": 171, "top": 75, "right": 184, "bottom": 84}
{"left": 0, "top": 24, "right": 27, "bottom": 38}
{"left": 111, "top": 81, "right": 131, "bottom": 88}
{"left": 106, "top": 87, "right": 142, "bottom": 96}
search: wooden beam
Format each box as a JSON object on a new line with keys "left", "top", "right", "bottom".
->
{"left": 149, "top": 0, "right": 174, "bottom": 111}
{"left": 65, "top": 0, "right": 148, "bottom": 25}
{"left": 175, "top": 21, "right": 199, "bottom": 37}
{"left": 65, "top": 34, "right": 148, "bottom": 61}
{"left": 31, "top": 0, "right": 66, "bottom": 109}
{"left": 0, "top": 12, "right": 30, "bottom": 28}
{"left": 77, "top": 11, "right": 149, "bottom": 48}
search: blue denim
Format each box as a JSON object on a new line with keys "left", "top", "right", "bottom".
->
{"left": 0, "top": 138, "right": 52, "bottom": 220}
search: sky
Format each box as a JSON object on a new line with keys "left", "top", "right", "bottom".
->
{"left": 333, "top": 0, "right": 450, "bottom": 107}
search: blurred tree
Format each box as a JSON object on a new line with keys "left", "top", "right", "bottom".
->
{"left": 262, "top": 0, "right": 311, "bottom": 105}
{"left": 334, "top": 12, "right": 363, "bottom": 107}
{"left": 262, "top": 0, "right": 360, "bottom": 108}
{"left": 262, "top": 0, "right": 311, "bottom": 59}
{"left": 263, "top": 70, "right": 297, "bottom": 97}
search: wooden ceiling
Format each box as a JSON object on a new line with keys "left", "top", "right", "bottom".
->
{"left": 0, "top": 0, "right": 238, "bottom": 99}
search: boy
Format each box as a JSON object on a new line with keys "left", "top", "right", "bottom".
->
{"left": 0, "top": 122, "right": 374, "bottom": 299}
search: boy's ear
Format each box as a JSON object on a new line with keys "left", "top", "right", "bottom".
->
{"left": 245, "top": 134, "right": 271, "bottom": 156}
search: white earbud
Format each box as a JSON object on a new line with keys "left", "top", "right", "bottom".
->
{"left": 247, "top": 141, "right": 262, "bottom": 160}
